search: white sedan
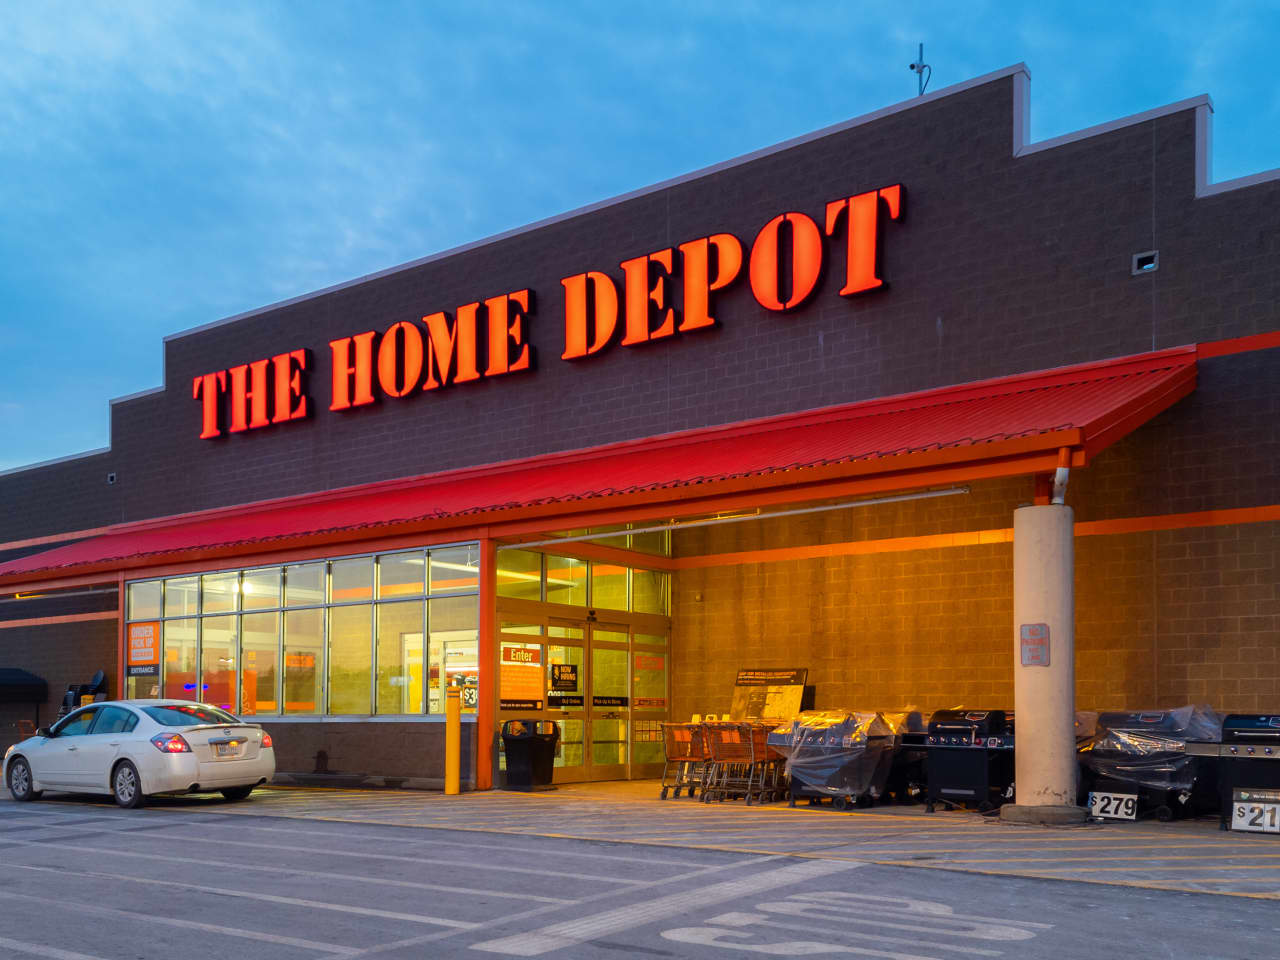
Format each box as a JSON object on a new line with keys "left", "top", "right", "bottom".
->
{"left": 4, "top": 699, "right": 275, "bottom": 808}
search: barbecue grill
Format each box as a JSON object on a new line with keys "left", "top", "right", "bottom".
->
{"left": 1079, "top": 705, "right": 1221, "bottom": 821}
{"left": 924, "top": 709, "right": 1014, "bottom": 812}
{"left": 769, "top": 711, "right": 894, "bottom": 810}
{"left": 1186, "top": 714, "right": 1280, "bottom": 833}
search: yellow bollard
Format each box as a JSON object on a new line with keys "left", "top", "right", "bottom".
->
{"left": 445, "top": 686, "right": 461, "bottom": 795}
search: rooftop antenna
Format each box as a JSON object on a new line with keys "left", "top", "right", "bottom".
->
{"left": 909, "top": 43, "right": 931, "bottom": 96}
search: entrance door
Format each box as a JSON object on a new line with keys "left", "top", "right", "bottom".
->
{"left": 587, "top": 623, "right": 630, "bottom": 781}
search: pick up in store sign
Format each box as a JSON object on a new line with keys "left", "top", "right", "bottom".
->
{"left": 191, "top": 184, "right": 904, "bottom": 439}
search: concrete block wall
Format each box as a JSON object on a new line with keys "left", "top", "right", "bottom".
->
{"left": 0, "top": 620, "right": 117, "bottom": 755}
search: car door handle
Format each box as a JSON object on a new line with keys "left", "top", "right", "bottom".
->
{"left": 66, "top": 746, "right": 77, "bottom": 751}
{"left": 108, "top": 741, "right": 120, "bottom": 746}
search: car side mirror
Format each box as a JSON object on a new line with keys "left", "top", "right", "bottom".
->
{"left": 35, "top": 727, "right": 52, "bottom": 739}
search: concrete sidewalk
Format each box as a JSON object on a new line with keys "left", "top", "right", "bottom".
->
{"left": 37, "top": 780, "right": 1280, "bottom": 900}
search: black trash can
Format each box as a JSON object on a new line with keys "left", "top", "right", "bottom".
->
{"left": 502, "top": 719, "right": 560, "bottom": 791}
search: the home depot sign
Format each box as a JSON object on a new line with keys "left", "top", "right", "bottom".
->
{"left": 191, "top": 184, "right": 903, "bottom": 439}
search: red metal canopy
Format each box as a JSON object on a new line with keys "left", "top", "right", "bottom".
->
{"left": 0, "top": 346, "right": 1196, "bottom": 584}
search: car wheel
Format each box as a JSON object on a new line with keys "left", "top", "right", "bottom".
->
{"left": 112, "top": 760, "right": 145, "bottom": 809}
{"left": 7, "top": 758, "right": 41, "bottom": 801}
{"left": 220, "top": 786, "right": 255, "bottom": 802}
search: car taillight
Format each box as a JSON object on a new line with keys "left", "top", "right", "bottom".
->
{"left": 151, "top": 734, "right": 191, "bottom": 753}
{"left": 260, "top": 733, "right": 273, "bottom": 749}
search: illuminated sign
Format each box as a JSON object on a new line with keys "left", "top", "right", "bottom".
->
{"left": 192, "top": 185, "right": 903, "bottom": 438}
{"left": 127, "top": 621, "right": 160, "bottom": 677}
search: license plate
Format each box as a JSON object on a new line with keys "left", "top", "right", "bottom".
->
{"left": 1088, "top": 792, "right": 1137, "bottom": 820}
{"left": 1231, "top": 789, "right": 1280, "bottom": 834}
{"left": 214, "top": 741, "right": 240, "bottom": 758}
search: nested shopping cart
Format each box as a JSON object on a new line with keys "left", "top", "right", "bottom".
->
{"left": 701, "top": 721, "right": 786, "bottom": 804}
{"left": 659, "top": 722, "right": 711, "bottom": 799}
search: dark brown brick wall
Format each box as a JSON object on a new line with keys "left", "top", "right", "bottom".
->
{"left": 2, "top": 73, "right": 1279, "bottom": 542}
{"left": 261, "top": 720, "right": 475, "bottom": 790}
{"left": 0, "top": 620, "right": 117, "bottom": 754}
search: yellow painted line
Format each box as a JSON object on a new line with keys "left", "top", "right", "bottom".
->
{"left": 864, "top": 860, "right": 1280, "bottom": 900}
{"left": 881, "top": 851, "right": 1280, "bottom": 866}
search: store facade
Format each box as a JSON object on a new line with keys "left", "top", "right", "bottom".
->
{"left": 2, "top": 64, "right": 1278, "bottom": 792}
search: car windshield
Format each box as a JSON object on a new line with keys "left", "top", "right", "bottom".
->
{"left": 142, "top": 704, "right": 241, "bottom": 726}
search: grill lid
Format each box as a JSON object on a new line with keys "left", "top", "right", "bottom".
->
{"left": 1223, "top": 715, "right": 1280, "bottom": 743}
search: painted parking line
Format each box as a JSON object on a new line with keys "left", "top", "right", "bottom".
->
{"left": 0, "top": 835, "right": 572, "bottom": 903}
{"left": 0, "top": 935, "right": 110, "bottom": 960}
{"left": 470, "top": 857, "right": 863, "bottom": 956}
{"left": 0, "top": 889, "right": 362, "bottom": 956}
{"left": 7, "top": 862, "right": 481, "bottom": 930}
{"left": 145, "top": 813, "right": 712, "bottom": 866}
{"left": 661, "top": 891, "right": 1053, "bottom": 960}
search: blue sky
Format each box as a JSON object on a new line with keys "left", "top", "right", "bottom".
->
{"left": 3, "top": 1, "right": 1278, "bottom": 472}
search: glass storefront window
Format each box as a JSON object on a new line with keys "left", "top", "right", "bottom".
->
{"left": 376, "top": 601, "right": 424, "bottom": 714}
{"left": 590, "top": 562, "right": 628, "bottom": 611}
{"left": 378, "top": 551, "right": 425, "bottom": 599}
{"left": 129, "top": 541, "right": 487, "bottom": 717}
{"left": 127, "top": 580, "right": 161, "bottom": 621}
{"left": 241, "top": 612, "right": 279, "bottom": 715}
{"left": 630, "top": 530, "right": 670, "bottom": 556}
{"left": 332, "top": 558, "right": 373, "bottom": 603}
{"left": 201, "top": 572, "right": 239, "bottom": 615}
{"left": 283, "top": 608, "right": 324, "bottom": 713}
{"left": 501, "top": 622, "right": 544, "bottom": 635}
{"left": 430, "top": 544, "right": 479, "bottom": 594}
{"left": 496, "top": 549, "right": 542, "bottom": 601}
{"left": 545, "top": 555, "right": 586, "bottom": 606}
{"left": 200, "top": 614, "right": 237, "bottom": 710}
{"left": 634, "top": 632, "right": 668, "bottom": 647}
{"left": 285, "top": 562, "right": 325, "bottom": 607}
{"left": 242, "top": 568, "right": 281, "bottom": 611}
{"left": 632, "top": 651, "right": 667, "bottom": 710}
{"left": 632, "top": 569, "right": 669, "bottom": 615}
{"left": 429, "top": 595, "right": 478, "bottom": 714}
{"left": 164, "top": 577, "right": 199, "bottom": 619}
{"left": 161, "top": 618, "right": 197, "bottom": 701}
{"left": 328, "top": 604, "right": 372, "bottom": 714}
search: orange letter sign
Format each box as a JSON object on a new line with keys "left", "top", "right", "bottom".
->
{"left": 619, "top": 249, "right": 676, "bottom": 345}
{"left": 561, "top": 271, "right": 619, "bottom": 359}
{"left": 678, "top": 233, "right": 742, "bottom": 331}
{"left": 824, "top": 184, "right": 902, "bottom": 296}
{"left": 749, "top": 212, "right": 823, "bottom": 311}
{"left": 329, "top": 331, "right": 377, "bottom": 411}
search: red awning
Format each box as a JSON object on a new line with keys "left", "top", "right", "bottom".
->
{"left": 0, "top": 346, "right": 1196, "bottom": 583}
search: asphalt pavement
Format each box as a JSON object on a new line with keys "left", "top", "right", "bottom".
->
{"left": 1, "top": 790, "right": 1278, "bottom": 959}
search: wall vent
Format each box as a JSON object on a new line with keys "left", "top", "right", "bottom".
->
{"left": 1131, "top": 250, "right": 1159, "bottom": 275}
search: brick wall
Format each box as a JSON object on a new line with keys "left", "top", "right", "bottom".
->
{"left": 0, "top": 620, "right": 117, "bottom": 754}
{"left": 3, "top": 72, "right": 1280, "bottom": 544}
{"left": 670, "top": 507, "right": 1280, "bottom": 720}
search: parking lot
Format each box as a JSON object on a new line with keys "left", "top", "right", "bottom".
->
{"left": 2, "top": 784, "right": 1280, "bottom": 958}
{"left": 122, "top": 780, "right": 1280, "bottom": 899}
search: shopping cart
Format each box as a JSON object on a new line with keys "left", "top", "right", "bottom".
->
{"left": 659, "top": 722, "right": 710, "bottom": 799}
{"left": 701, "top": 721, "right": 785, "bottom": 804}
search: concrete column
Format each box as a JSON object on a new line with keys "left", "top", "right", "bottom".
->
{"left": 1001, "top": 503, "right": 1086, "bottom": 824}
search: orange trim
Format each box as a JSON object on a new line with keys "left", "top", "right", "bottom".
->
{"left": 476, "top": 537, "right": 497, "bottom": 791}
{"left": 672, "top": 503, "right": 1280, "bottom": 569}
{"left": 0, "top": 526, "right": 113, "bottom": 552}
{"left": 1075, "top": 504, "right": 1280, "bottom": 537}
{"left": 116, "top": 573, "right": 126, "bottom": 697}
{"left": 1197, "top": 330, "right": 1280, "bottom": 359}
{"left": 0, "top": 610, "right": 118, "bottom": 630}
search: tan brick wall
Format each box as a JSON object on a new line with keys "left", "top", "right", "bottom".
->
{"left": 671, "top": 511, "right": 1280, "bottom": 720}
